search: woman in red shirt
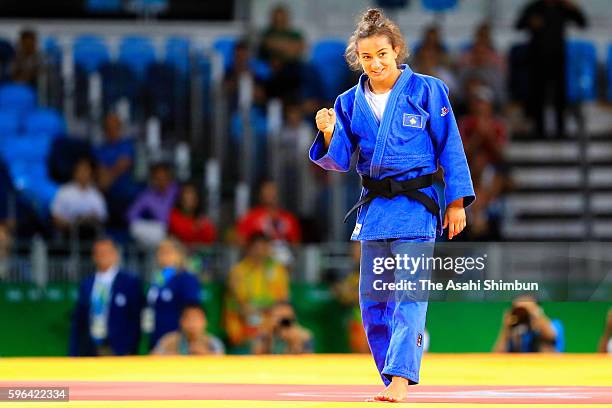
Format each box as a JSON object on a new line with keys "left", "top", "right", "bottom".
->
{"left": 169, "top": 183, "right": 216, "bottom": 245}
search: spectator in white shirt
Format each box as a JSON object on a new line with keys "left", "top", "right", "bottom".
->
{"left": 51, "top": 157, "right": 107, "bottom": 238}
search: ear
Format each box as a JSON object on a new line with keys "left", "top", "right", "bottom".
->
{"left": 393, "top": 46, "right": 401, "bottom": 59}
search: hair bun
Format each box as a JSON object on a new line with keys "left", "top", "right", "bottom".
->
{"left": 363, "top": 8, "right": 383, "bottom": 24}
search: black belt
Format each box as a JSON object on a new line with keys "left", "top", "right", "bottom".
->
{"left": 344, "top": 173, "right": 440, "bottom": 223}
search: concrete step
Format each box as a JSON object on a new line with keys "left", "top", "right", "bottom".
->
{"left": 506, "top": 193, "right": 612, "bottom": 215}
{"left": 505, "top": 141, "right": 612, "bottom": 164}
{"left": 510, "top": 167, "right": 612, "bottom": 189}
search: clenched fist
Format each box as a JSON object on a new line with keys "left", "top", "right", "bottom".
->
{"left": 315, "top": 108, "right": 336, "bottom": 146}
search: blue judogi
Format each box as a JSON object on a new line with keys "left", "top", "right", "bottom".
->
{"left": 309, "top": 65, "right": 474, "bottom": 385}
{"left": 69, "top": 269, "right": 144, "bottom": 356}
{"left": 144, "top": 269, "right": 201, "bottom": 350}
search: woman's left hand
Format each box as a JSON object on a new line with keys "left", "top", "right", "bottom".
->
{"left": 443, "top": 198, "right": 467, "bottom": 240}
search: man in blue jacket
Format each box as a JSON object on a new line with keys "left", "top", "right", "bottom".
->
{"left": 69, "top": 238, "right": 144, "bottom": 356}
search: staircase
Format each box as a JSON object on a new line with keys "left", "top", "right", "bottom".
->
{"left": 502, "top": 133, "right": 612, "bottom": 240}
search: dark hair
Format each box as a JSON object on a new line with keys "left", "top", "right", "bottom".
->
{"left": 246, "top": 232, "right": 271, "bottom": 248}
{"left": 149, "top": 161, "right": 172, "bottom": 174}
{"left": 181, "top": 302, "right": 206, "bottom": 316}
{"left": 174, "top": 181, "right": 203, "bottom": 215}
{"left": 20, "top": 29, "right": 36, "bottom": 40}
{"left": 93, "top": 237, "right": 119, "bottom": 251}
{"left": 73, "top": 156, "right": 95, "bottom": 173}
{"left": 345, "top": 8, "right": 408, "bottom": 72}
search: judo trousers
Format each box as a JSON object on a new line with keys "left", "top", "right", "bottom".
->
{"left": 359, "top": 237, "right": 435, "bottom": 386}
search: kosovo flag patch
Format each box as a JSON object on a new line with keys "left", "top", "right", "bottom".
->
{"left": 403, "top": 113, "right": 424, "bottom": 129}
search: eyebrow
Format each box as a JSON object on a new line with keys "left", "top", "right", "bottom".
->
{"left": 360, "top": 47, "right": 389, "bottom": 55}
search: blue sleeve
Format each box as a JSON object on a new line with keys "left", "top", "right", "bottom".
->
{"left": 308, "top": 96, "right": 358, "bottom": 172}
{"left": 68, "top": 280, "right": 89, "bottom": 356}
{"left": 123, "top": 139, "right": 136, "bottom": 160}
{"left": 426, "top": 78, "right": 475, "bottom": 208}
{"left": 181, "top": 272, "right": 202, "bottom": 305}
{"left": 127, "top": 276, "right": 144, "bottom": 355}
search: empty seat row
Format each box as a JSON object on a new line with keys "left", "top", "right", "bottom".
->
{"left": 0, "top": 84, "right": 65, "bottom": 135}
{"left": 72, "top": 34, "right": 191, "bottom": 77}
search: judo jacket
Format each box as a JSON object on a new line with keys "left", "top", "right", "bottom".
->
{"left": 309, "top": 65, "right": 475, "bottom": 240}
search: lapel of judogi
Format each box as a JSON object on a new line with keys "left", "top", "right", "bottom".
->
{"left": 355, "top": 65, "right": 414, "bottom": 178}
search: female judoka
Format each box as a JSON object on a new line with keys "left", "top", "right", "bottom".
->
{"left": 310, "top": 9, "right": 475, "bottom": 402}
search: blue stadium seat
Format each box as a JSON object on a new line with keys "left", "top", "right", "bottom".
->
{"left": 9, "top": 162, "right": 58, "bottom": 218}
{"left": 0, "top": 110, "right": 20, "bottom": 134}
{"left": 607, "top": 44, "right": 612, "bottom": 102}
{"left": 422, "top": 0, "right": 458, "bottom": 12}
{"left": 310, "top": 39, "right": 351, "bottom": 101}
{"left": 375, "top": 0, "right": 410, "bottom": 8}
{"left": 144, "top": 62, "right": 188, "bottom": 125}
{"left": 100, "top": 62, "right": 139, "bottom": 113}
{"left": 43, "top": 37, "right": 62, "bottom": 66}
{"left": 199, "top": 55, "right": 212, "bottom": 117}
{"left": 0, "top": 38, "right": 15, "bottom": 81}
{"left": 24, "top": 108, "right": 66, "bottom": 137}
{"left": 119, "top": 36, "right": 157, "bottom": 79}
{"left": 73, "top": 35, "right": 110, "bottom": 74}
{"left": 86, "top": 0, "right": 122, "bottom": 12}
{"left": 213, "top": 37, "right": 237, "bottom": 72}
{"left": 48, "top": 136, "right": 93, "bottom": 183}
{"left": 165, "top": 36, "right": 191, "bottom": 75}
{"left": 127, "top": 0, "right": 168, "bottom": 13}
{"left": 2, "top": 133, "right": 54, "bottom": 164}
{"left": 0, "top": 83, "right": 36, "bottom": 113}
{"left": 566, "top": 40, "right": 597, "bottom": 103}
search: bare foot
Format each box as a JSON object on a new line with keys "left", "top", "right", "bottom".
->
{"left": 370, "top": 376, "right": 409, "bottom": 402}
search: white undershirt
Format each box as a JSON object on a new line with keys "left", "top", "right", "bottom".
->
{"left": 364, "top": 81, "right": 391, "bottom": 122}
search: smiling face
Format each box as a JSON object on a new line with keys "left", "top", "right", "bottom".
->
{"left": 356, "top": 35, "right": 400, "bottom": 85}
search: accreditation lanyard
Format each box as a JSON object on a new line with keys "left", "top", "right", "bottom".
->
{"left": 90, "top": 279, "right": 112, "bottom": 342}
{"left": 142, "top": 267, "right": 177, "bottom": 333}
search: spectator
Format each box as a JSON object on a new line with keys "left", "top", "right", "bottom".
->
{"left": 252, "top": 301, "right": 313, "bottom": 354}
{"left": 224, "top": 233, "right": 289, "bottom": 349}
{"left": 258, "top": 5, "right": 306, "bottom": 103}
{"left": 458, "top": 22, "right": 505, "bottom": 74}
{"left": 153, "top": 303, "right": 225, "bottom": 355}
{"left": 169, "top": 183, "right": 216, "bottom": 246}
{"left": 259, "top": 5, "right": 304, "bottom": 63}
{"left": 459, "top": 86, "right": 510, "bottom": 240}
{"left": 515, "top": 0, "right": 587, "bottom": 138}
{"left": 69, "top": 238, "right": 144, "bottom": 356}
{"left": 236, "top": 180, "right": 301, "bottom": 264}
{"left": 51, "top": 157, "right": 107, "bottom": 239}
{"left": 95, "top": 113, "right": 140, "bottom": 228}
{"left": 236, "top": 180, "right": 301, "bottom": 245}
{"left": 143, "top": 238, "right": 202, "bottom": 350}
{"left": 333, "top": 241, "right": 369, "bottom": 353}
{"left": 10, "top": 29, "right": 41, "bottom": 87}
{"left": 598, "top": 308, "right": 612, "bottom": 353}
{"left": 127, "top": 162, "right": 178, "bottom": 246}
{"left": 459, "top": 86, "right": 507, "bottom": 166}
{"left": 277, "top": 100, "right": 320, "bottom": 217}
{"left": 412, "top": 44, "right": 459, "bottom": 98}
{"left": 413, "top": 25, "right": 450, "bottom": 67}
{"left": 457, "top": 26, "right": 507, "bottom": 108}
{"left": 493, "top": 295, "right": 560, "bottom": 353}
{"left": 223, "top": 39, "right": 270, "bottom": 112}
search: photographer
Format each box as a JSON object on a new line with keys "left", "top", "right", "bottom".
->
{"left": 493, "top": 295, "right": 560, "bottom": 353}
{"left": 252, "top": 302, "right": 313, "bottom": 354}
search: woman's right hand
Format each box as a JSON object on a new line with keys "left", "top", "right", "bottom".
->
{"left": 315, "top": 108, "right": 336, "bottom": 146}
